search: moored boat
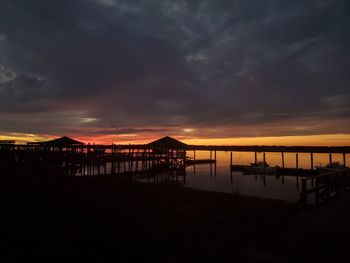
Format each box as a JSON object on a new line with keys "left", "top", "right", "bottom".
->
{"left": 244, "top": 161, "right": 278, "bottom": 175}
{"left": 315, "top": 161, "right": 349, "bottom": 173}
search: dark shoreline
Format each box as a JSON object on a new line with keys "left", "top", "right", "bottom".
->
{"left": 0, "top": 174, "right": 349, "bottom": 262}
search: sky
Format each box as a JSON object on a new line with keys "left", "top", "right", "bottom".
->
{"left": 0, "top": 0, "right": 350, "bottom": 145}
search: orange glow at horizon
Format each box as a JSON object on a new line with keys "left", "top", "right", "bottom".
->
{"left": 181, "top": 134, "right": 350, "bottom": 146}
{"left": 0, "top": 133, "right": 52, "bottom": 144}
{"left": 1, "top": 132, "right": 350, "bottom": 146}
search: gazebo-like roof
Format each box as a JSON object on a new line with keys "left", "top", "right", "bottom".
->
{"left": 35, "top": 136, "right": 84, "bottom": 147}
{"left": 148, "top": 136, "right": 187, "bottom": 149}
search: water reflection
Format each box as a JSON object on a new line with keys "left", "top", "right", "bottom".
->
{"left": 184, "top": 163, "right": 300, "bottom": 202}
{"left": 187, "top": 151, "right": 349, "bottom": 169}
{"left": 76, "top": 150, "right": 348, "bottom": 203}
{"left": 181, "top": 151, "right": 349, "bottom": 202}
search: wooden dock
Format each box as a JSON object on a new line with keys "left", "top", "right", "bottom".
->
{"left": 300, "top": 169, "right": 350, "bottom": 205}
{"left": 2, "top": 136, "right": 350, "bottom": 203}
{"left": 230, "top": 165, "right": 319, "bottom": 176}
{"left": 186, "top": 159, "right": 216, "bottom": 166}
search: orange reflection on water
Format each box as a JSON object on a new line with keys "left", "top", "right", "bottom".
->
{"left": 186, "top": 151, "right": 349, "bottom": 169}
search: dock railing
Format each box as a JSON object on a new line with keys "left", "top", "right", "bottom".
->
{"left": 300, "top": 169, "right": 350, "bottom": 205}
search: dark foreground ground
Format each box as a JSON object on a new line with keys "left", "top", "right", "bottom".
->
{"left": 0, "top": 174, "right": 350, "bottom": 262}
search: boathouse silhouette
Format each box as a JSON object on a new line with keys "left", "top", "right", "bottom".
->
{"left": 29, "top": 136, "right": 84, "bottom": 152}
{"left": 148, "top": 136, "right": 187, "bottom": 170}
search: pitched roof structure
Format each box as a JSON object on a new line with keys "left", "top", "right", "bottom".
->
{"left": 37, "top": 136, "right": 84, "bottom": 147}
{"left": 148, "top": 136, "right": 187, "bottom": 149}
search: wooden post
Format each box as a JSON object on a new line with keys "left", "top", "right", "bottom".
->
{"left": 281, "top": 152, "right": 285, "bottom": 168}
{"left": 301, "top": 179, "right": 307, "bottom": 205}
{"left": 315, "top": 178, "right": 319, "bottom": 204}
{"left": 210, "top": 150, "right": 212, "bottom": 160}
{"left": 296, "top": 175, "right": 300, "bottom": 190}
{"left": 263, "top": 152, "right": 266, "bottom": 163}
{"left": 214, "top": 151, "right": 217, "bottom": 160}
{"left": 214, "top": 162, "right": 217, "bottom": 177}
{"left": 254, "top": 152, "right": 257, "bottom": 164}
{"left": 335, "top": 172, "right": 340, "bottom": 194}
{"left": 194, "top": 150, "right": 196, "bottom": 161}
{"left": 343, "top": 153, "right": 346, "bottom": 167}
{"left": 230, "top": 152, "right": 233, "bottom": 166}
{"left": 326, "top": 174, "right": 330, "bottom": 199}
{"left": 311, "top": 152, "right": 314, "bottom": 170}
{"left": 329, "top": 153, "right": 332, "bottom": 164}
{"left": 296, "top": 154, "right": 299, "bottom": 169}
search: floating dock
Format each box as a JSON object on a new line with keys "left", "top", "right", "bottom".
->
{"left": 230, "top": 165, "right": 319, "bottom": 176}
{"left": 186, "top": 159, "right": 216, "bottom": 166}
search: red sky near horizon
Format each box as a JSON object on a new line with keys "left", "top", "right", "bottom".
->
{"left": 1, "top": 132, "right": 350, "bottom": 147}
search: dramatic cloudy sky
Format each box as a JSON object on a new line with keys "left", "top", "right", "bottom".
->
{"left": 0, "top": 0, "right": 349, "bottom": 144}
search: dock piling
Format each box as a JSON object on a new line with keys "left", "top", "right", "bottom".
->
{"left": 296, "top": 153, "right": 299, "bottom": 169}
{"left": 254, "top": 152, "right": 257, "bottom": 164}
{"left": 301, "top": 179, "right": 307, "bottom": 205}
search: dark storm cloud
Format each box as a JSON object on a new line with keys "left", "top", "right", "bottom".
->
{"left": 0, "top": 0, "right": 349, "bottom": 138}
{"left": 0, "top": 65, "right": 49, "bottom": 112}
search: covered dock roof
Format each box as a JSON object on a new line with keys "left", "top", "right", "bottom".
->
{"left": 29, "top": 136, "right": 84, "bottom": 147}
{"left": 148, "top": 136, "right": 187, "bottom": 149}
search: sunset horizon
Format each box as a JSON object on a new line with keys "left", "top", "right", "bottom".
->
{"left": 2, "top": 132, "right": 350, "bottom": 147}
{"left": 1, "top": 1, "right": 350, "bottom": 261}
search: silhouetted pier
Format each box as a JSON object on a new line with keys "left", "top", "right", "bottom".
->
{"left": 1, "top": 137, "right": 190, "bottom": 185}
{"left": 2, "top": 136, "right": 350, "bottom": 175}
{"left": 2, "top": 136, "right": 350, "bottom": 204}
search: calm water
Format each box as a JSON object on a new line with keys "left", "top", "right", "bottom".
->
{"left": 181, "top": 151, "right": 349, "bottom": 202}
{"left": 80, "top": 150, "right": 349, "bottom": 202}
